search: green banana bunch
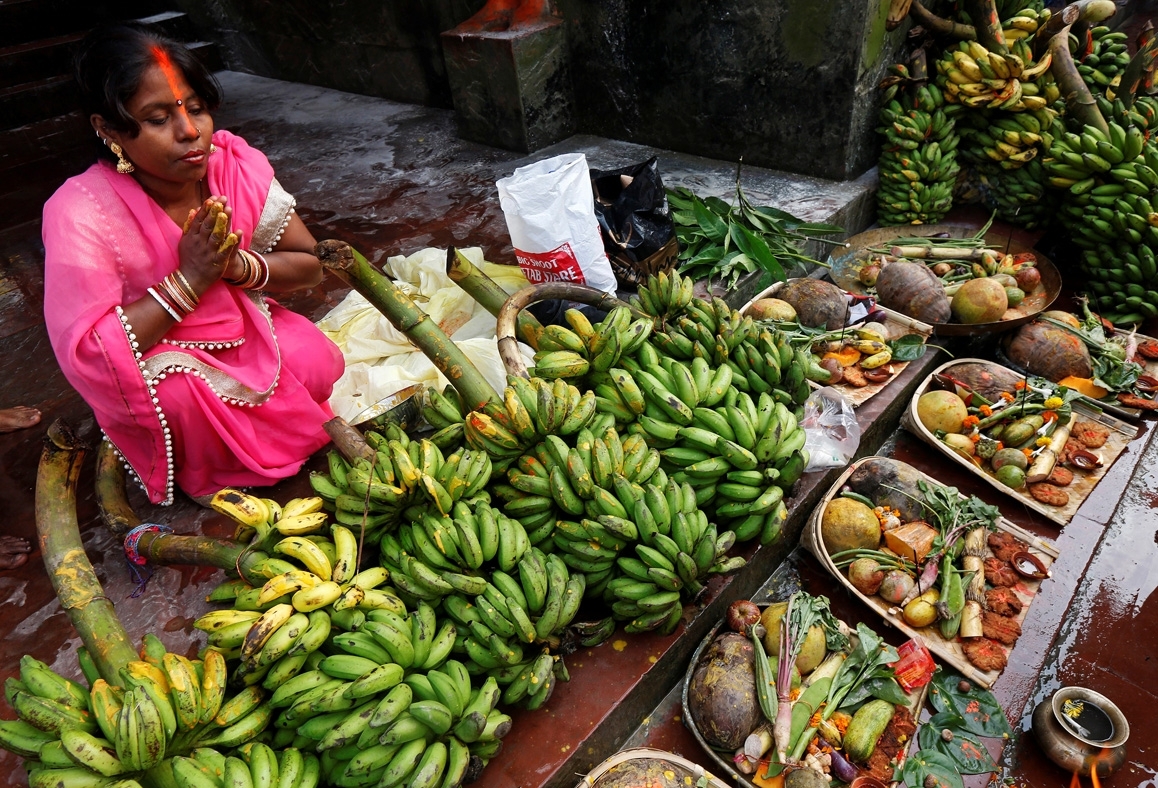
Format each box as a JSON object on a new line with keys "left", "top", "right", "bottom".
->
{"left": 629, "top": 269, "right": 695, "bottom": 323}
{"left": 1076, "top": 26, "right": 1131, "bottom": 91}
{"left": 977, "top": 157, "right": 1059, "bottom": 229}
{"left": 531, "top": 305, "right": 655, "bottom": 385}
{"left": 877, "top": 65, "right": 961, "bottom": 226}
{"left": 998, "top": 4, "right": 1048, "bottom": 41}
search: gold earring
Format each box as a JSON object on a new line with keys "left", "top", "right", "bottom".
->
{"left": 108, "top": 140, "right": 135, "bottom": 174}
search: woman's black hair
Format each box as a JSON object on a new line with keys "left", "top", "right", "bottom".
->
{"left": 74, "top": 23, "right": 222, "bottom": 140}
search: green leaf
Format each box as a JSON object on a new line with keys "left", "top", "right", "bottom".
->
{"left": 794, "top": 221, "right": 845, "bottom": 234}
{"left": 889, "top": 333, "right": 928, "bottom": 362}
{"left": 864, "top": 675, "right": 911, "bottom": 706}
{"left": 731, "top": 222, "right": 786, "bottom": 282}
{"left": 928, "top": 669, "right": 1013, "bottom": 739}
{"left": 919, "top": 712, "right": 998, "bottom": 775}
{"left": 703, "top": 195, "right": 733, "bottom": 216}
{"left": 693, "top": 199, "right": 728, "bottom": 242}
{"left": 671, "top": 210, "right": 698, "bottom": 226}
{"left": 898, "top": 749, "right": 965, "bottom": 788}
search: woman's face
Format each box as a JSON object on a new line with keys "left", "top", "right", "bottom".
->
{"left": 100, "top": 60, "right": 215, "bottom": 190}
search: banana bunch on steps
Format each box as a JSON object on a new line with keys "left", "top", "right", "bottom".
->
{"left": 935, "top": 39, "right": 1056, "bottom": 112}
{"left": 531, "top": 304, "right": 656, "bottom": 384}
{"left": 876, "top": 68, "right": 960, "bottom": 226}
{"left": 305, "top": 422, "right": 492, "bottom": 532}
{"left": 1077, "top": 26, "right": 1131, "bottom": 91}
{"left": 377, "top": 501, "right": 534, "bottom": 603}
{"left": 0, "top": 645, "right": 286, "bottom": 788}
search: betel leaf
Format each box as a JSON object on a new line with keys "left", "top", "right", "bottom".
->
{"left": 928, "top": 670, "right": 1013, "bottom": 739}
{"left": 898, "top": 749, "right": 965, "bottom": 788}
{"left": 889, "top": 333, "right": 928, "bottom": 362}
{"left": 918, "top": 712, "right": 998, "bottom": 775}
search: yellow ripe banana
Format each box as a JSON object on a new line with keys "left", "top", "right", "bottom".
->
{"left": 240, "top": 603, "right": 296, "bottom": 664}
{"left": 161, "top": 653, "right": 202, "bottom": 732}
{"left": 274, "top": 536, "right": 333, "bottom": 580}
{"left": 210, "top": 489, "right": 271, "bottom": 527}
{"left": 124, "top": 661, "right": 170, "bottom": 693}
{"left": 194, "top": 609, "right": 263, "bottom": 633}
{"left": 88, "top": 680, "right": 123, "bottom": 744}
{"left": 330, "top": 524, "right": 359, "bottom": 584}
{"left": 199, "top": 648, "right": 228, "bottom": 725}
{"left": 292, "top": 580, "right": 343, "bottom": 612}
{"left": 257, "top": 570, "right": 322, "bottom": 605}
{"left": 273, "top": 512, "right": 329, "bottom": 537}
{"left": 350, "top": 566, "right": 389, "bottom": 590}
{"left": 280, "top": 496, "right": 325, "bottom": 519}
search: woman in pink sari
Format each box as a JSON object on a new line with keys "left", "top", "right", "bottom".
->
{"left": 43, "top": 25, "right": 344, "bottom": 505}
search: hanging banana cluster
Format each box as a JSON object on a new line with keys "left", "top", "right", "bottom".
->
{"left": 935, "top": 39, "right": 1057, "bottom": 112}
{"left": 0, "top": 644, "right": 289, "bottom": 788}
{"left": 1044, "top": 101, "right": 1158, "bottom": 324}
{"left": 958, "top": 105, "right": 1058, "bottom": 169}
{"left": 977, "top": 157, "right": 1059, "bottom": 228}
{"left": 877, "top": 71, "right": 960, "bottom": 226}
{"left": 993, "top": 0, "right": 1044, "bottom": 23}
{"left": 1076, "top": 26, "right": 1131, "bottom": 91}
{"left": 999, "top": 4, "right": 1049, "bottom": 42}
{"left": 306, "top": 423, "right": 492, "bottom": 534}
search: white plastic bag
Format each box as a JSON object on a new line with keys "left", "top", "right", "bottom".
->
{"left": 800, "top": 387, "right": 861, "bottom": 471}
{"left": 497, "top": 152, "right": 617, "bottom": 294}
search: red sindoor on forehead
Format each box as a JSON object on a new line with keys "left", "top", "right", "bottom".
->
{"left": 151, "top": 45, "right": 185, "bottom": 103}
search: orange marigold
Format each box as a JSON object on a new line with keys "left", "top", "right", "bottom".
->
{"left": 996, "top": 441, "right": 1005, "bottom": 450}
{"left": 1022, "top": 448, "right": 1034, "bottom": 459}
{"left": 969, "top": 433, "right": 981, "bottom": 443}
{"left": 1001, "top": 392, "right": 1015, "bottom": 401}
{"left": 962, "top": 415, "right": 980, "bottom": 427}
{"left": 979, "top": 405, "right": 993, "bottom": 416}
{"left": 1014, "top": 380, "right": 1027, "bottom": 390}
{"left": 1042, "top": 410, "right": 1058, "bottom": 422}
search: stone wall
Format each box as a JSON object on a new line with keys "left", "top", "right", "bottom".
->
{"left": 176, "top": 0, "right": 907, "bottom": 180}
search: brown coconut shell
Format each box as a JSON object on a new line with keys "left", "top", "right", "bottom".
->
{"left": 874, "top": 261, "right": 951, "bottom": 324}
{"left": 1003, "top": 320, "right": 1093, "bottom": 380}
{"left": 778, "top": 278, "right": 849, "bottom": 329}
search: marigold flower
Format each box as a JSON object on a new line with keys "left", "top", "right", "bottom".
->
{"left": 962, "top": 415, "right": 980, "bottom": 427}
{"left": 1042, "top": 410, "right": 1058, "bottom": 423}
{"left": 1022, "top": 448, "right": 1034, "bottom": 459}
{"left": 996, "top": 441, "right": 1005, "bottom": 450}
{"left": 970, "top": 433, "right": 981, "bottom": 443}
{"left": 1043, "top": 396, "right": 1063, "bottom": 409}
{"left": 979, "top": 405, "right": 993, "bottom": 416}
{"left": 1014, "top": 380, "right": 1027, "bottom": 390}
{"left": 1036, "top": 436, "right": 1051, "bottom": 447}
{"left": 1001, "top": 392, "right": 1015, "bottom": 402}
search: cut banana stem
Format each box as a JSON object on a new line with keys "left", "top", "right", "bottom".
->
{"left": 446, "top": 246, "right": 544, "bottom": 350}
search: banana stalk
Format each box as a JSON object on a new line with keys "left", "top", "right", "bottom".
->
{"left": 1032, "top": 4, "right": 1078, "bottom": 60}
{"left": 963, "top": 0, "right": 1008, "bottom": 54}
{"left": 909, "top": 1, "right": 975, "bottom": 40}
{"left": 95, "top": 439, "right": 140, "bottom": 537}
{"left": 130, "top": 531, "right": 267, "bottom": 587}
{"left": 446, "top": 246, "right": 543, "bottom": 349}
{"left": 36, "top": 420, "right": 140, "bottom": 685}
{"left": 1118, "top": 34, "right": 1158, "bottom": 107}
{"left": 886, "top": 0, "right": 913, "bottom": 32}
{"left": 322, "top": 415, "right": 376, "bottom": 463}
{"left": 495, "top": 282, "right": 647, "bottom": 378}
{"left": 1048, "top": 25, "right": 1111, "bottom": 135}
{"left": 315, "top": 239, "right": 501, "bottom": 412}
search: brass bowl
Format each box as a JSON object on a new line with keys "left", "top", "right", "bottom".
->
{"left": 350, "top": 384, "right": 425, "bottom": 432}
{"left": 1031, "top": 687, "right": 1129, "bottom": 777}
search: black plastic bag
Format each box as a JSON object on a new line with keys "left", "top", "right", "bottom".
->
{"left": 590, "top": 157, "right": 674, "bottom": 265}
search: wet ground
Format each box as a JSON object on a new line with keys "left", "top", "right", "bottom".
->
{"left": 0, "top": 72, "right": 1155, "bottom": 788}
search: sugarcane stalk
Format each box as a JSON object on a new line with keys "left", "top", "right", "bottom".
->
{"left": 964, "top": 0, "right": 1008, "bottom": 54}
{"left": 446, "top": 247, "right": 544, "bottom": 349}
{"left": 910, "top": 1, "right": 975, "bottom": 39}
{"left": 36, "top": 420, "right": 140, "bottom": 685}
{"left": 1049, "top": 27, "right": 1110, "bottom": 135}
{"left": 496, "top": 282, "right": 647, "bottom": 379}
{"left": 316, "top": 239, "right": 500, "bottom": 412}
{"left": 323, "top": 416, "right": 375, "bottom": 463}
{"left": 95, "top": 439, "right": 140, "bottom": 536}
{"left": 1033, "top": 3, "right": 1079, "bottom": 60}
{"left": 1118, "top": 33, "right": 1158, "bottom": 108}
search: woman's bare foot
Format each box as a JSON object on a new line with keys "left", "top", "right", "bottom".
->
{"left": 0, "top": 536, "right": 31, "bottom": 570}
{"left": 0, "top": 406, "right": 41, "bottom": 433}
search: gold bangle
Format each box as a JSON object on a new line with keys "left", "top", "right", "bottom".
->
{"left": 172, "top": 269, "right": 199, "bottom": 306}
{"left": 223, "top": 252, "right": 252, "bottom": 287}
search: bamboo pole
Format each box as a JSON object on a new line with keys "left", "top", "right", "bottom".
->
{"left": 1033, "top": 3, "right": 1079, "bottom": 60}
{"left": 36, "top": 420, "right": 139, "bottom": 685}
{"left": 1049, "top": 27, "right": 1110, "bottom": 135}
{"left": 963, "top": 0, "right": 1007, "bottom": 54}
{"left": 95, "top": 439, "right": 140, "bottom": 536}
{"left": 316, "top": 239, "right": 500, "bottom": 412}
{"left": 909, "top": 1, "right": 975, "bottom": 40}
{"left": 446, "top": 247, "right": 544, "bottom": 349}
{"left": 496, "top": 282, "right": 645, "bottom": 378}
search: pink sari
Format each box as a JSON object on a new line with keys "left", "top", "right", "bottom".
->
{"left": 43, "top": 130, "right": 343, "bottom": 504}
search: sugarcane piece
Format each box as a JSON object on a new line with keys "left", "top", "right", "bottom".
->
{"left": 1048, "top": 26, "right": 1110, "bottom": 135}
{"left": 94, "top": 439, "right": 140, "bottom": 537}
{"left": 909, "top": 1, "right": 976, "bottom": 39}
{"left": 495, "top": 282, "right": 646, "bottom": 379}
{"left": 963, "top": 526, "right": 987, "bottom": 604}
{"left": 315, "top": 239, "right": 501, "bottom": 412}
{"left": 323, "top": 415, "right": 376, "bottom": 463}
{"left": 963, "top": 0, "right": 1008, "bottom": 54}
{"left": 1026, "top": 422, "right": 1071, "bottom": 483}
{"left": 446, "top": 246, "right": 544, "bottom": 350}
{"left": 36, "top": 420, "right": 139, "bottom": 685}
